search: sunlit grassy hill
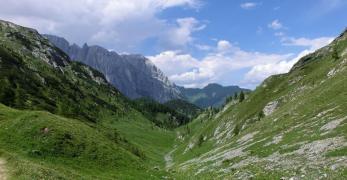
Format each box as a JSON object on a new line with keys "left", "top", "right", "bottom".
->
{"left": 169, "top": 28, "right": 347, "bottom": 179}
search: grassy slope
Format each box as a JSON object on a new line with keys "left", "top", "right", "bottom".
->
{"left": 0, "top": 20, "right": 176, "bottom": 179}
{"left": 0, "top": 104, "right": 153, "bottom": 179}
{"left": 169, "top": 30, "right": 347, "bottom": 179}
{"left": 0, "top": 104, "right": 175, "bottom": 179}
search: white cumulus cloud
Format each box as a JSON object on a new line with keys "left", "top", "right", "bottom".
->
{"left": 149, "top": 34, "right": 334, "bottom": 89}
{"left": 0, "top": 0, "right": 201, "bottom": 52}
{"left": 243, "top": 36, "right": 333, "bottom": 87}
{"left": 161, "top": 17, "right": 206, "bottom": 49}
{"left": 240, "top": 2, "right": 258, "bottom": 10}
{"left": 268, "top": 19, "right": 283, "bottom": 30}
{"left": 149, "top": 40, "right": 292, "bottom": 88}
{"left": 281, "top": 36, "right": 334, "bottom": 50}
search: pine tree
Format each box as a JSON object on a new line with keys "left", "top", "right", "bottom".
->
{"left": 233, "top": 92, "right": 238, "bottom": 99}
{"left": 239, "top": 91, "right": 245, "bottom": 102}
{"left": 257, "top": 111, "right": 265, "bottom": 121}
{"left": 197, "top": 134, "right": 204, "bottom": 146}
{"left": 332, "top": 47, "right": 339, "bottom": 61}
{"left": 233, "top": 124, "right": 241, "bottom": 135}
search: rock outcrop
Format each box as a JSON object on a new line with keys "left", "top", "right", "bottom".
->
{"left": 44, "top": 35, "right": 182, "bottom": 103}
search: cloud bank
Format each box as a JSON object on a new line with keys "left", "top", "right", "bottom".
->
{"left": 0, "top": 0, "right": 202, "bottom": 51}
{"left": 149, "top": 36, "right": 333, "bottom": 88}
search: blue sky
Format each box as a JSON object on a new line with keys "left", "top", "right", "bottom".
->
{"left": 0, "top": 0, "right": 346, "bottom": 88}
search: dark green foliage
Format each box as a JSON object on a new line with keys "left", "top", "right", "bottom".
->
{"left": 257, "top": 111, "right": 265, "bottom": 121}
{"left": 164, "top": 99, "right": 201, "bottom": 119}
{"left": 197, "top": 134, "right": 204, "bottom": 147}
{"left": 131, "top": 98, "right": 191, "bottom": 128}
{"left": 225, "top": 96, "right": 233, "bottom": 104}
{"left": 234, "top": 92, "right": 238, "bottom": 99}
{"left": 239, "top": 91, "right": 245, "bottom": 102}
{"left": 0, "top": 42, "right": 128, "bottom": 123}
{"left": 185, "top": 125, "right": 191, "bottom": 135}
{"left": 332, "top": 47, "right": 339, "bottom": 61}
{"left": 179, "top": 83, "right": 250, "bottom": 108}
{"left": 233, "top": 123, "right": 241, "bottom": 136}
{"left": 129, "top": 146, "right": 146, "bottom": 159}
{"left": 0, "top": 80, "right": 15, "bottom": 106}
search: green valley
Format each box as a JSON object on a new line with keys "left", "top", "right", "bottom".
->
{"left": 0, "top": 19, "right": 347, "bottom": 180}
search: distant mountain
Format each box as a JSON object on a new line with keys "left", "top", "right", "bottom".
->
{"left": 44, "top": 35, "right": 247, "bottom": 107}
{"left": 44, "top": 35, "right": 181, "bottom": 103}
{"left": 179, "top": 83, "right": 250, "bottom": 108}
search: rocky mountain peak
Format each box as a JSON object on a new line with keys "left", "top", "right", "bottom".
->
{"left": 44, "top": 35, "right": 182, "bottom": 102}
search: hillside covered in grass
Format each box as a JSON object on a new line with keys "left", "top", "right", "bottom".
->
{"left": 0, "top": 19, "right": 176, "bottom": 179}
{"left": 168, "top": 28, "right": 347, "bottom": 179}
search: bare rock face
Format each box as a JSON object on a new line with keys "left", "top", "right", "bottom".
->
{"left": 44, "top": 35, "right": 181, "bottom": 103}
{"left": 263, "top": 100, "right": 279, "bottom": 116}
{"left": 0, "top": 21, "right": 70, "bottom": 69}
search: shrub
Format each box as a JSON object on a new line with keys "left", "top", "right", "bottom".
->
{"left": 233, "top": 124, "right": 241, "bottom": 136}
{"left": 197, "top": 134, "right": 204, "bottom": 147}
{"left": 239, "top": 91, "right": 245, "bottom": 102}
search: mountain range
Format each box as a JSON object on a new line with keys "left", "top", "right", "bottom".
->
{"left": 44, "top": 35, "right": 247, "bottom": 107}
{"left": 44, "top": 34, "right": 182, "bottom": 103}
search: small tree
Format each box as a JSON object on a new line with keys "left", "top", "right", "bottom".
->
{"left": 332, "top": 47, "right": 339, "bottom": 61}
{"left": 185, "top": 125, "right": 191, "bottom": 135}
{"left": 225, "top": 96, "right": 232, "bottom": 104}
{"left": 233, "top": 92, "right": 238, "bottom": 99}
{"left": 257, "top": 111, "right": 265, "bottom": 121}
{"left": 233, "top": 124, "right": 241, "bottom": 136}
{"left": 197, "top": 134, "right": 204, "bottom": 147}
{"left": 239, "top": 91, "right": 245, "bottom": 102}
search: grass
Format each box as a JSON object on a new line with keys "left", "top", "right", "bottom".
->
{"left": 0, "top": 20, "right": 181, "bottom": 178}
{"left": 166, "top": 29, "right": 347, "bottom": 178}
{"left": 0, "top": 104, "right": 136, "bottom": 178}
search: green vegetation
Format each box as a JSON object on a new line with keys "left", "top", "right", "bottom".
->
{"left": 179, "top": 83, "right": 250, "bottom": 108}
{"left": 167, "top": 28, "right": 347, "bottom": 179}
{"left": 164, "top": 99, "right": 201, "bottom": 119}
{"left": 0, "top": 104, "right": 169, "bottom": 179}
{"left": 131, "top": 98, "right": 192, "bottom": 128}
{"left": 238, "top": 91, "right": 245, "bottom": 102}
{"left": 0, "top": 20, "right": 175, "bottom": 179}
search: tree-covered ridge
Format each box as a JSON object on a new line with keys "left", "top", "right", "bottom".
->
{"left": 164, "top": 99, "right": 201, "bottom": 119}
{"left": 179, "top": 83, "right": 250, "bottom": 108}
{"left": 131, "top": 98, "right": 194, "bottom": 128}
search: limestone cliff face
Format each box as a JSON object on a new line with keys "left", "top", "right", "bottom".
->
{"left": 44, "top": 35, "right": 182, "bottom": 102}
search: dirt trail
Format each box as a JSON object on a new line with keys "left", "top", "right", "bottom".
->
{"left": 0, "top": 159, "right": 7, "bottom": 180}
{"left": 164, "top": 146, "right": 177, "bottom": 170}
